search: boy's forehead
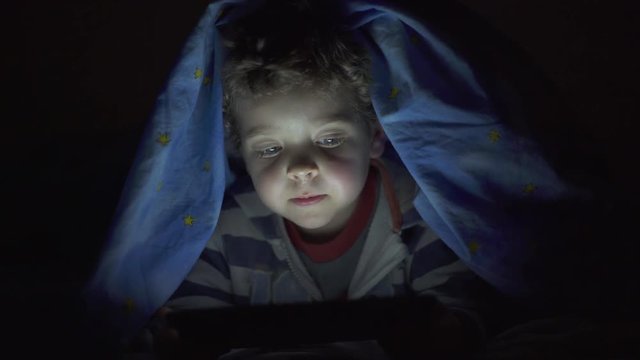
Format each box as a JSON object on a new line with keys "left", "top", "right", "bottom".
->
{"left": 236, "top": 90, "right": 359, "bottom": 134}
{"left": 240, "top": 89, "right": 349, "bottom": 113}
{"left": 243, "top": 116, "right": 355, "bottom": 139}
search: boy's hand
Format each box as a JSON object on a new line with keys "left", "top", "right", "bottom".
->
{"left": 152, "top": 307, "right": 229, "bottom": 360}
{"left": 378, "top": 300, "right": 470, "bottom": 359}
{"left": 151, "top": 307, "right": 181, "bottom": 360}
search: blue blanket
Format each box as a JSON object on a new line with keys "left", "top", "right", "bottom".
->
{"left": 85, "top": 0, "right": 584, "bottom": 342}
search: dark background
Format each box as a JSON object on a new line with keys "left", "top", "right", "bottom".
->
{"left": 3, "top": 0, "right": 639, "bottom": 356}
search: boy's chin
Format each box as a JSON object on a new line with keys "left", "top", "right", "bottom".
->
{"left": 282, "top": 208, "right": 331, "bottom": 229}
{"left": 290, "top": 218, "right": 331, "bottom": 231}
{"left": 289, "top": 217, "right": 339, "bottom": 235}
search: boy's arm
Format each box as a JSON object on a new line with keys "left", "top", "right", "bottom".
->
{"left": 125, "top": 235, "right": 233, "bottom": 358}
{"left": 410, "top": 258, "right": 487, "bottom": 352}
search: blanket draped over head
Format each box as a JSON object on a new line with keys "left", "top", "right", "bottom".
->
{"left": 85, "top": 0, "right": 584, "bottom": 343}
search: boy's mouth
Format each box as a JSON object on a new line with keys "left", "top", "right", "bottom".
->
{"left": 290, "top": 194, "right": 326, "bottom": 206}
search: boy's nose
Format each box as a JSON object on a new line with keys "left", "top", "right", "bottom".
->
{"left": 287, "top": 166, "right": 318, "bottom": 184}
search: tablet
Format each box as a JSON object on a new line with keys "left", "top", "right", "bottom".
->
{"left": 166, "top": 296, "right": 437, "bottom": 348}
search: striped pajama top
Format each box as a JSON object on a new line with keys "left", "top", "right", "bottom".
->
{"left": 164, "top": 155, "right": 486, "bottom": 340}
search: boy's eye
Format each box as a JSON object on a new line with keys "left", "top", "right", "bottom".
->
{"left": 257, "top": 146, "right": 282, "bottom": 158}
{"left": 316, "top": 137, "right": 345, "bottom": 148}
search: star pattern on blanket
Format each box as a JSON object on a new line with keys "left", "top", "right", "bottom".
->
{"left": 389, "top": 87, "right": 400, "bottom": 99}
{"left": 156, "top": 181, "right": 164, "bottom": 192}
{"left": 488, "top": 129, "right": 501, "bottom": 143}
{"left": 183, "top": 214, "right": 196, "bottom": 226}
{"left": 217, "top": 7, "right": 227, "bottom": 19}
{"left": 194, "top": 67, "right": 204, "bottom": 79}
{"left": 157, "top": 132, "right": 171, "bottom": 146}
{"left": 523, "top": 183, "right": 537, "bottom": 195}
{"left": 202, "top": 161, "right": 212, "bottom": 172}
{"left": 468, "top": 240, "right": 481, "bottom": 255}
{"left": 123, "top": 298, "right": 136, "bottom": 314}
{"left": 203, "top": 76, "right": 212, "bottom": 85}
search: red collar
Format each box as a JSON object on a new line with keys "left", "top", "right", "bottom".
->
{"left": 285, "top": 167, "right": 378, "bottom": 263}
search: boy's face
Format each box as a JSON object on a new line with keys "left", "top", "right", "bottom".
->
{"left": 236, "top": 88, "right": 385, "bottom": 241}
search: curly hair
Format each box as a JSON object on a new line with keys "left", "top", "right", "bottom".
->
{"left": 220, "top": 0, "right": 377, "bottom": 152}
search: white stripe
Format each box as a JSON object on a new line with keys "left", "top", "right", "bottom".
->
{"left": 228, "top": 265, "right": 267, "bottom": 297}
{"left": 411, "top": 259, "right": 468, "bottom": 292}
{"left": 211, "top": 207, "right": 268, "bottom": 240}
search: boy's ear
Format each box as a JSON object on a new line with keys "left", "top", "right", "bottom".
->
{"left": 369, "top": 123, "right": 387, "bottom": 159}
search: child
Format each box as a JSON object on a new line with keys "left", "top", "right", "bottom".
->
{"left": 137, "top": 1, "right": 490, "bottom": 358}
{"left": 88, "top": 0, "right": 587, "bottom": 357}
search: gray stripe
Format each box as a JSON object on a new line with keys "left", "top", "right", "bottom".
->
{"left": 186, "top": 259, "right": 232, "bottom": 293}
{"left": 199, "top": 248, "right": 230, "bottom": 279}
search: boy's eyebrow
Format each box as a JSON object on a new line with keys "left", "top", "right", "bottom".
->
{"left": 314, "top": 115, "right": 353, "bottom": 126}
{"left": 244, "top": 125, "right": 279, "bottom": 140}
{"left": 243, "top": 116, "right": 353, "bottom": 140}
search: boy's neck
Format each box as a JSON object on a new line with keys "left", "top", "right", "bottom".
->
{"left": 296, "top": 227, "right": 342, "bottom": 245}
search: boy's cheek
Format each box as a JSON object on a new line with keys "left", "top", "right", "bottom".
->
{"left": 323, "top": 162, "right": 359, "bottom": 187}
{"left": 323, "top": 153, "right": 369, "bottom": 180}
{"left": 247, "top": 161, "right": 282, "bottom": 190}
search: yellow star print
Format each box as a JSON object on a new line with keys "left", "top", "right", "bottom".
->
{"left": 523, "top": 183, "right": 537, "bottom": 195}
{"left": 194, "top": 67, "right": 203, "bottom": 79}
{"left": 488, "top": 130, "right": 501, "bottom": 143}
{"left": 123, "top": 298, "right": 135, "bottom": 314}
{"left": 202, "top": 161, "right": 212, "bottom": 172}
{"left": 203, "top": 76, "right": 212, "bottom": 85}
{"left": 156, "top": 181, "right": 163, "bottom": 192}
{"left": 183, "top": 215, "right": 196, "bottom": 226}
{"left": 468, "top": 241, "right": 480, "bottom": 255}
{"left": 389, "top": 87, "right": 400, "bottom": 99}
{"left": 157, "top": 132, "right": 171, "bottom": 146}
